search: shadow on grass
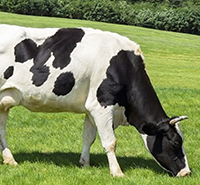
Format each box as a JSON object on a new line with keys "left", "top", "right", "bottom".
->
{"left": 14, "top": 151, "right": 165, "bottom": 175}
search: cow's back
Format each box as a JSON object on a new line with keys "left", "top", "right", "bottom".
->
{"left": 0, "top": 26, "right": 141, "bottom": 113}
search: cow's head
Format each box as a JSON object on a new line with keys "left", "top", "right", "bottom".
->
{"left": 141, "top": 116, "right": 190, "bottom": 177}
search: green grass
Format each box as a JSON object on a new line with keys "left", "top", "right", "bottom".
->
{"left": 0, "top": 11, "right": 200, "bottom": 185}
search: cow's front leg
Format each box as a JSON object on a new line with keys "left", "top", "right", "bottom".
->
{"left": 100, "top": 130, "right": 124, "bottom": 177}
{"left": 90, "top": 107, "right": 124, "bottom": 177}
{"left": 79, "top": 114, "right": 97, "bottom": 167}
{"left": 0, "top": 111, "right": 17, "bottom": 165}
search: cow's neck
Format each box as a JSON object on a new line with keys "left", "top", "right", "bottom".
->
{"left": 124, "top": 66, "right": 168, "bottom": 133}
{"left": 97, "top": 50, "right": 169, "bottom": 132}
{"left": 125, "top": 93, "right": 168, "bottom": 133}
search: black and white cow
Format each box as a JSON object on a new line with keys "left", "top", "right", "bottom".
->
{"left": 0, "top": 24, "right": 190, "bottom": 177}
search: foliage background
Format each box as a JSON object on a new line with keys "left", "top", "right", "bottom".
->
{"left": 0, "top": 0, "right": 200, "bottom": 35}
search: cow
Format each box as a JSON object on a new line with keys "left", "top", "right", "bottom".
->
{"left": 0, "top": 24, "right": 190, "bottom": 177}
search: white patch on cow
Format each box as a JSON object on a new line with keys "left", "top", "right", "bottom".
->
{"left": 45, "top": 52, "right": 60, "bottom": 78}
{"left": 0, "top": 25, "right": 26, "bottom": 85}
{"left": 174, "top": 122, "right": 191, "bottom": 176}
{"left": 140, "top": 134, "right": 149, "bottom": 151}
{"left": 177, "top": 146, "right": 191, "bottom": 176}
{"left": 174, "top": 122, "right": 183, "bottom": 139}
{"left": 113, "top": 105, "right": 129, "bottom": 129}
{"left": 22, "top": 26, "right": 58, "bottom": 45}
{"left": 1, "top": 59, "right": 33, "bottom": 94}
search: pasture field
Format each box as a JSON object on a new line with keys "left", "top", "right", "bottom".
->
{"left": 0, "top": 11, "right": 200, "bottom": 185}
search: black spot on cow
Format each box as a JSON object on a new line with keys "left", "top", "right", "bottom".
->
{"left": 30, "top": 28, "right": 85, "bottom": 86}
{"left": 53, "top": 72, "right": 75, "bottom": 96}
{"left": 14, "top": 28, "right": 84, "bottom": 87}
{"left": 97, "top": 50, "right": 135, "bottom": 108}
{"left": 4, "top": 66, "right": 14, "bottom": 79}
{"left": 14, "top": 39, "right": 38, "bottom": 63}
{"left": 30, "top": 65, "right": 50, "bottom": 86}
{"left": 30, "top": 43, "right": 51, "bottom": 86}
{"left": 51, "top": 28, "right": 85, "bottom": 69}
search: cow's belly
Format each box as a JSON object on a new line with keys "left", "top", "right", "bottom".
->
{"left": 20, "top": 86, "right": 88, "bottom": 113}
{"left": 23, "top": 76, "right": 89, "bottom": 113}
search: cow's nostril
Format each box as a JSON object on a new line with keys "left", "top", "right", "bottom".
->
{"left": 177, "top": 169, "right": 191, "bottom": 177}
{"left": 184, "top": 171, "right": 191, "bottom": 176}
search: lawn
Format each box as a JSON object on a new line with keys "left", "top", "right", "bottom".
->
{"left": 0, "top": 11, "right": 200, "bottom": 185}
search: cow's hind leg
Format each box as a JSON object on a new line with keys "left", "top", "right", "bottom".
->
{"left": 0, "top": 89, "right": 21, "bottom": 165}
{"left": 0, "top": 111, "right": 17, "bottom": 165}
{"left": 79, "top": 114, "right": 97, "bottom": 167}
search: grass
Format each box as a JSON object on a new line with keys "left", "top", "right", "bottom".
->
{"left": 0, "top": 11, "right": 200, "bottom": 184}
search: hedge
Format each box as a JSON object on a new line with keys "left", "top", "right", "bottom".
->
{"left": 0, "top": 0, "right": 199, "bottom": 35}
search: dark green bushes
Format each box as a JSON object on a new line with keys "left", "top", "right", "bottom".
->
{"left": 0, "top": 0, "right": 199, "bottom": 35}
{"left": 59, "top": 0, "right": 131, "bottom": 24}
{"left": 0, "top": 0, "right": 62, "bottom": 16}
{"left": 133, "top": 7, "right": 200, "bottom": 35}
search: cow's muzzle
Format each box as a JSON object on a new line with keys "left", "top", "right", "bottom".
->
{"left": 176, "top": 167, "right": 191, "bottom": 177}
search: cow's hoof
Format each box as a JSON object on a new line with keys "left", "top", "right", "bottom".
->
{"left": 2, "top": 148, "right": 18, "bottom": 166}
{"left": 79, "top": 162, "right": 90, "bottom": 168}
{"left": 3, "top": 158, "right": 18, "bottom": 166}
{"left": 111, "top": 171, "right": 124, "bottom": 177}
{"left": 79, "top": 158, "right": 90, "bottom": 168}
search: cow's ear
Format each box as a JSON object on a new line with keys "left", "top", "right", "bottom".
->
{"left": 142, "top": 122, "right": 169, "bottom": 135}
{"left": 142, "top": 123, "right": 158, "bottom": 135}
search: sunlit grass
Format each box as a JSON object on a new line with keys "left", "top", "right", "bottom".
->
{"left": 0, "top": 11, "right": 200, "bottom": 185}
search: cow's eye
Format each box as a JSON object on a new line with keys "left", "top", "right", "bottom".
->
{"left": 173, "top": 141, "right": 180, "bottom": 148}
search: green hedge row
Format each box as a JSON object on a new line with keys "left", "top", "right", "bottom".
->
{"left": 0, "top": 0, "right": 199, "bottom": 35}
